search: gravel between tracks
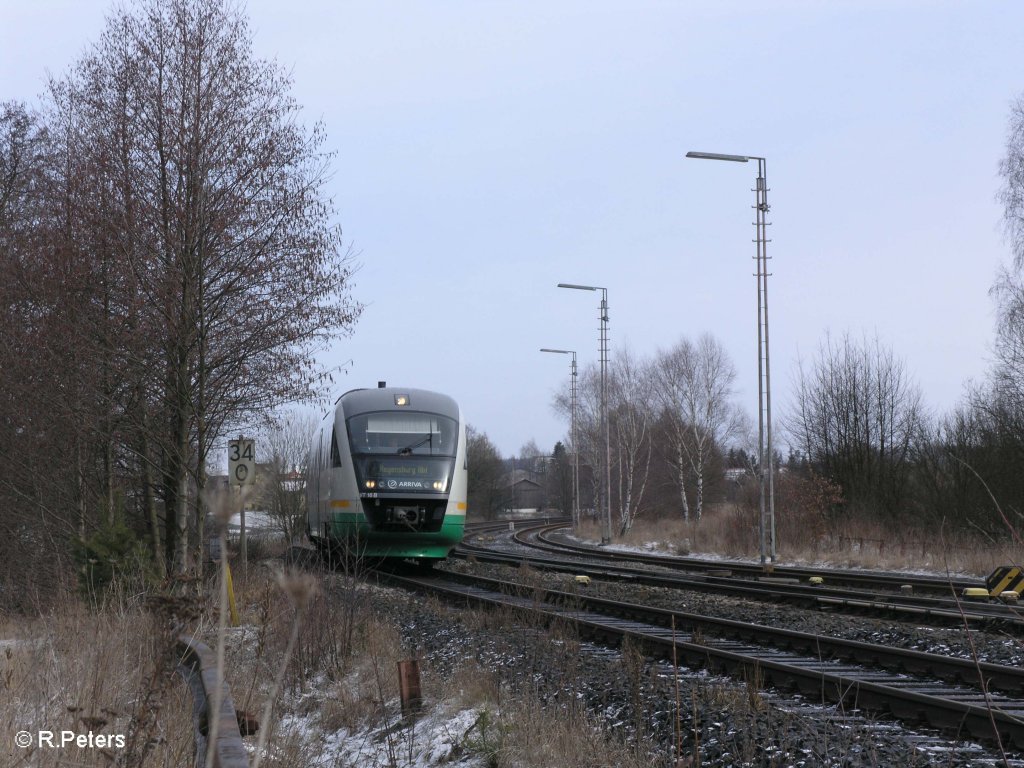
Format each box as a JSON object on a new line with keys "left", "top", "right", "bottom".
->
{"left": 369, "top": 555, "right": 1024, "bottom": 767}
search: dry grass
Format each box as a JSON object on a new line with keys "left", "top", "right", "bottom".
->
{"left": 490, "top": 693, "right": 653, "bottom": 768}
{"left": 0, "top": 554, "right": 409, "bottom": 767}
{"left": 216, "top": 561, "right": 671, "bottom": 767}
{"left": 0, "top": 593, "right": 194, "bottom": 767}
{"left": 589, "top": 505, "right": 1024, "bottom": 577}
{"left": 15, "top": 507, "right": 1002, "bottom": 768}
{"left": 212, "top": 563, "right": 414, "bottom": 765}
{"left": 419, "top": 651, "right": 656, "bottom": 768}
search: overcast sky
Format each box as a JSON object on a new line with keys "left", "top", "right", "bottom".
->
{"left": 3, "top": 1, "right": 1023, "bottom": 457}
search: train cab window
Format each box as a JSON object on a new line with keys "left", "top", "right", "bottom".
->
{"left": 347, "top": 412, "right": 458, "bottom": 457}
{"left": 330, "top": 426, "right": 343, "bottom": 468}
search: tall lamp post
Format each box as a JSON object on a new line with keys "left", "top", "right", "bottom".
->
{"left": 557, "top": 283, "right": 612, "bottom": 545}
{"left": 540, "top": 348, "right": 579, "bottom": 528}
{"left": 685, "top": 151, "right": 776, "bottom": 568}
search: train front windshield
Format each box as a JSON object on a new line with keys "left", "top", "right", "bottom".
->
{"left": 347, "top": 412, "right": 458, "bottom": 493}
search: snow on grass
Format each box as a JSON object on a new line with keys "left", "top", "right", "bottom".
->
{"left": 277, "top": 703, "right": 490, "bottom": 767}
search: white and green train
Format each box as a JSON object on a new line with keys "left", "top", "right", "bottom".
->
{"left": 307, "top": 384, "right": 467, "bottom": 563}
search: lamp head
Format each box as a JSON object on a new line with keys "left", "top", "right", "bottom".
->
{"left": 686, "top": 151, "right": 749, "bottom": 163}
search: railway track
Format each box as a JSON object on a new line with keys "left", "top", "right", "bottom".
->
{"left": 457, "top": 520, "right": 1024, "bottom": 632}
{"left": 377, "top": 564, "right": 1024, "bottom": 752}
{"left": 527, "top": 522, "right": 983, "bottom": 597}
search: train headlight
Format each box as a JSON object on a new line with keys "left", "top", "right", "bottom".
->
{"left": 432, "top": 480, "right": 446, "bottom": 491}
{"left": 365, "top": 480, "right": 376, "bottom": 489}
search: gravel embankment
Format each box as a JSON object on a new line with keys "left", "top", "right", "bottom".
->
{"left": 369, "top": 557, "right": 1024, "bottom": 767}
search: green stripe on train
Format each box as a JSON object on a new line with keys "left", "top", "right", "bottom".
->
{"left": 323, "top": 512, "right": 465, "bottom": 559}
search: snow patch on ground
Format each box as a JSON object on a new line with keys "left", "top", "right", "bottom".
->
{"left": 562, "top": 531, "right": 726, "bottom": 562}
{"left": 226, "top": 510, "right": 280, "bottom": 531}
{"left": 277, "top": 703, "right": 489, "bottom": 767}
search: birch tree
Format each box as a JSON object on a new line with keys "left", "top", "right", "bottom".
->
{"left": 608, "top": 347, "right": 653, "bottom": 534}
{"left": 553, "top": 366, "right": 603, "bottom": 521}
{"left": 653, "top": 334, "right": 743, "bottom": 521}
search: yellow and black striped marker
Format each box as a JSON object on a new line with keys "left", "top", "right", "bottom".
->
{"left": 986, "top": 566, "right": 1024, "bottom": 598}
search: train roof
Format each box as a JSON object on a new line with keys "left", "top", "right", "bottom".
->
{"left": 337, "top": 387, "right": 460, "bottom": 421}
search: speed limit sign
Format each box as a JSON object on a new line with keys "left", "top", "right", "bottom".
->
{"left": 228, "top": 438, "right": 255, "bottom": 486}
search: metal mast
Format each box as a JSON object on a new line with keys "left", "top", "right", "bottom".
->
{"left": 558, "top": 283, "right": 612, "bottom": 545}
{"left": 753, "top": 158, "right": 776, "bottom": 565}
{"left": 686, "top": 151, "right": 776, "bottom": 568}
{"left": 570, "top": 351, "right": 579, "bottom": 529}
{"left": 541, "top": 348, "right": 580, "bottom": 528}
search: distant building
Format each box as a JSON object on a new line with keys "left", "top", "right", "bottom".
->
{"left": 724, "top": 467, "right": 748, "bottom": 484}
{"left": 503, "top": 468, "right": 545, "bottom": 512}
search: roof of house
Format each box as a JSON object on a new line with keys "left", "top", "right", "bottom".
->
{"left": 503, "top": 469, "right": 542, "bottom": 489}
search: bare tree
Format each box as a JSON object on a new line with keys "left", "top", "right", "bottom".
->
{"left": 517, "top": 438, "right": 547, "bottom": 472}
{"left": 553, "top": 365, "right": 603, "bottom": 521}
{"left": 653, "top": 334, "right": 744, "bottom": 522}
{"left": 261, "top": 411, "right": 318, "bottom": 542}
{"left": 943, "top": 97, "right": 1024, "bottom": 532}
{"left": 999, "top": 93, "right": 1024, "bottom": 272}
{"left": 790, "top": 332, "right": 925, "bottom": 519}
{"left": 986, "top": 265, "right": 1024, "bottom": 453}
{"left": 552, "top": 349, "right": 653, "bottom": 534}
{"left": 608, "top": 347, "right": 653, "bottom": 535}
{"left": 0, "top": 102, "right": 83, "bottom": 606}
{"left": 466, "top": 426, "right": 505, "bottom": 519}
{"left": 43, "top": 0, "right": 361, "bottom": 572}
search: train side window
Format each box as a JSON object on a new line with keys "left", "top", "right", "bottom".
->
{"left": 330, "top": 426, "right": 343, "bottom": 468}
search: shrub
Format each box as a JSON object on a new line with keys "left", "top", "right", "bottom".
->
{"left": 74, "top": 519, "right": 155, "bottom": 603}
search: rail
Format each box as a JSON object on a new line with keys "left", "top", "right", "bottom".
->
{"left": 176, "top": 636, "right": 249, "bottom": 768}
{"left": 379, "top": 567, "right": 1024, "bottom": 750}
{"left": 454, "top": 535, "right": 1024, "bottom": 632}
{"left": 529, "top": 521, "right": 980, "bottom": 596}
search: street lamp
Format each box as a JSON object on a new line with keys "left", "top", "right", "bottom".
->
{"left": 540, "top": 348, "right": 579, "bottom": 529}
{"left": 557, "top": 283, "right": 612, "bottom": 545}
{"left": 686, "top": 150, "right": 776, "bottom": 568}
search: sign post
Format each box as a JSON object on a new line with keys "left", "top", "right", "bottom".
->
{"left": 228, "top": 438, "right": 255, "bottom": 575}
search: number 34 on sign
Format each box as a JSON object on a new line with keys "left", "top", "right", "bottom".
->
{"left": 228, "top": 438, "right": 255, "bottom": 485}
